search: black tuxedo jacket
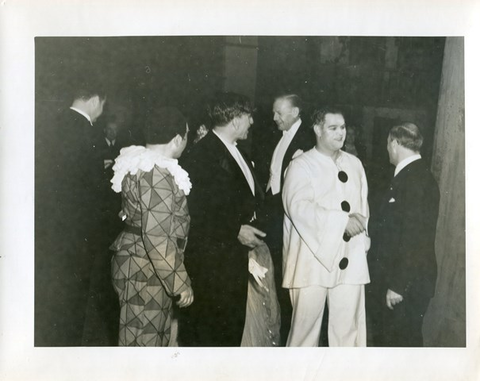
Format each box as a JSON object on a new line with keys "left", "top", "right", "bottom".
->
{"left": 182, "top": 132, "right": 263, "bottom": 246}
{"left": 97, "top": 137, "right": 121, "bottom": 161}
{"left": 35, "top": 108, "right": 104, "bottom": 345}
{"left": 369, "top": 159, "right": 440, "bottom": 298}
{"left": 278, "top": 121, "right": 315, "bottom": 190}
{"left": 261, "top": 121, "right": 315, "bottom": 242}
{"left": 41, "top": 108, "right": 104, "bottom": 253}
{"left": 179, "top": 131, "right": 263, "bottom": 346}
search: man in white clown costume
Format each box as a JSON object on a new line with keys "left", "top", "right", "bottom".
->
{"left": 282, "top": 106, "right": 370, "bottom": 347}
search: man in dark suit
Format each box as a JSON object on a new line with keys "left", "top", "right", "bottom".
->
{"left": 82, "top": 118, "right": 125, "bottom": 346}
{"left": 96, "top": 117, "right": 126, "bottom": 242}
{"left": 263, "top": 94, "right": 315, "bottom": 344}
{"left": 179, "top": 92, "right": 266, "bottom": 346}
{"left": 35, "top": 83, "right": 106, "bottom": 346}
{"left": 364, "top": 122, "right": 440, "bottom": 347}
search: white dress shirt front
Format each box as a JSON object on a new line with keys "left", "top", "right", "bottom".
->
{"left": 267, "top": 119, "right": 302, "bottom": 195}
{"left": 105, "top": 138, "right": 116, "bottom": 147}
{"left": 213, "top": 130, "right": 255, "bottom": 196}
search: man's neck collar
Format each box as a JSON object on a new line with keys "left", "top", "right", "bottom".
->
{"left": 213, "top": 127, "right": 236, "bottom": 145}
{"left": 315, "top": 145, "right": 341, "bottom": 161}
{"left": 145, "top": 143, "right": 176, "bottom": 159}
{"left": 284, "top": 118, "right": 302, "bottom": 135}
{"left": 70, "top": 106, "right": 92, "bottom": 125}
{"left": 395, "top": 153, "right": 422, "bottom": 176}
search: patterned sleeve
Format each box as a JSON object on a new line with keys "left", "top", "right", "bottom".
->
{"left": 138, "top": 166, "right": 191, "bottom": 296}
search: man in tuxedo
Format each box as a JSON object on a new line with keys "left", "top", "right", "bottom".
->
{"left": 179, "top": 92, "right": 266, "bottom": 346}
{"left": 263, "top": 94, "right": 314, "bottom": 344}
{"left": 35, "top": 82, "right": 106, "bottom": 346}
{"left": 366, "top": 122, "right": 440, "bottom": 347}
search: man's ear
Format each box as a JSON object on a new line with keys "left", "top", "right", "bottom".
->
{"left": 313, "top": 124, "right": 321, "bottom": 137}
{"left": 88, "top": 95, "right": 100, "bottom": 109}
{"left": 292, "top": 107, "right": 300, "bottom": 118}
{"left": 231, "top": 116, "right": 240, "bottom": 129}
{"left": 172, "top": 134, "right": 183, "bottom": 146}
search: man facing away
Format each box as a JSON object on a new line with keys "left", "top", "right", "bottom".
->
{"left": 263, "top": 94, "right": 314, "bottom": 344}
{"left": 367, "top": 122, "right": 439, "bottom": 347}
{"left": 179, "top": 92, "right": 266, "bottom": 346}
{"left": 35, "top": 81, "right": 107, "bottom": 346}
{"left": 282, "top": 106, "right": 370, "bottom": 347}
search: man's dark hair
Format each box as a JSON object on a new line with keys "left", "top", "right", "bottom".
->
{"left": 71, "top": 74, "right": 107, "bottom": 101}
{"left": 275, "top": 94, "right": 303, "bottom": 115}
{"left": 389, "top": 122, "right": 423, "bottom": 152}
{"left": 145, "top": 107, "right": 188, "bottom": 145}
{"left": 311, "top": 106, "right": 345, "bottom": 128}
{"left": 208, "top": 92, "right": 254, "bottom": 127}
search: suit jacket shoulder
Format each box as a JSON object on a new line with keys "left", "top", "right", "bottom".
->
{"left": 281, "top": 122, "right": 315, "bottom": 187}
{"left": 393, "top": 159, "right": 439, "bottom": 196}
{"left": 182, "top": 132, "right": 258, "bottom": 245}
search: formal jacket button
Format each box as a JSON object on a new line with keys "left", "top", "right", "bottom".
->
{"left": 343, "top": 233, "right": 351, "bottom": 242}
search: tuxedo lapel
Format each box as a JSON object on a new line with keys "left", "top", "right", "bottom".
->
{"left": 210, "top": 133, "right": 253, "bottom": 197}
{"left": 207, "top": 133, "right": 235, "bottom": 175}
{"left": 238, "top": 147, "right": 264, "bottom": 200}
{"left": 218, "top": 147, "right": 237, "bottom": 176}
{"left": 282, "top": 124, "right": 301, "bottom": 174}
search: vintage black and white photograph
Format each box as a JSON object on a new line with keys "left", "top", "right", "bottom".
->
{"left": 1, "top": 1, "right": 479, "bottom": 380}
{"left": 34, "top": 35, "right": 464, "bottom": 349}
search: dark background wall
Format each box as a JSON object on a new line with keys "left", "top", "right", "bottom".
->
{"left": 252, "top": 36, "right": 445, "bottom": 198}
{"left": 36, "top": 36, "right": 444, "bottom": 190}
{"left": 35, "top": 37, "right": 225, "bottom": 146}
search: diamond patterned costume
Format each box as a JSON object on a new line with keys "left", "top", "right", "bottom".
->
{"left": 110, "top": 164, "right": 191, "bottom": 346}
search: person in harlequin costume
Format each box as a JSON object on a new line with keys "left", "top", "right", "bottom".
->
{"left": 110, "top": 107, "right": 193, "bottom": 346}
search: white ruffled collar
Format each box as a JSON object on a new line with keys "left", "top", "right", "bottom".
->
{"left": 110, "top": 145, "right": 192, "bottom": 195}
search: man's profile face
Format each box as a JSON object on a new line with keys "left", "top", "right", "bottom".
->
{"left": 386, "top": 135, "right": 396, "bottom": 165}
{"left": 273, "top": 99, "right": 297, "bottom": 131}
{"left": 315, "top": 113, "right": 346, "bottom": 154}
{"left": 235, "top": 113, "right": 253, "bottom": 141}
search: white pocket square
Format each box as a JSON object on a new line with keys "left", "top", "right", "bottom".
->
{"left": 389, "top": 197, "right": 396, "bottom": 203}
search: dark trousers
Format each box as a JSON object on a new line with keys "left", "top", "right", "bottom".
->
{"left": 82, "top": 204, "right": 122, "bottom": 346}
{"left": 179, "top": 240, "right": 249, "bottom": 347}
{"left": 35, "top": 231, "right": 94, "bottom": 346}
{"left": 82, "top": 249, "right": 120, "bottom": 346}
{"left": 367, "top": 285, "right": 431, "bottom": 347}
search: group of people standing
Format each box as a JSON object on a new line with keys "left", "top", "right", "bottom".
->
{"left": 36, "top": 83, "right": 440, "bottom": 348}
